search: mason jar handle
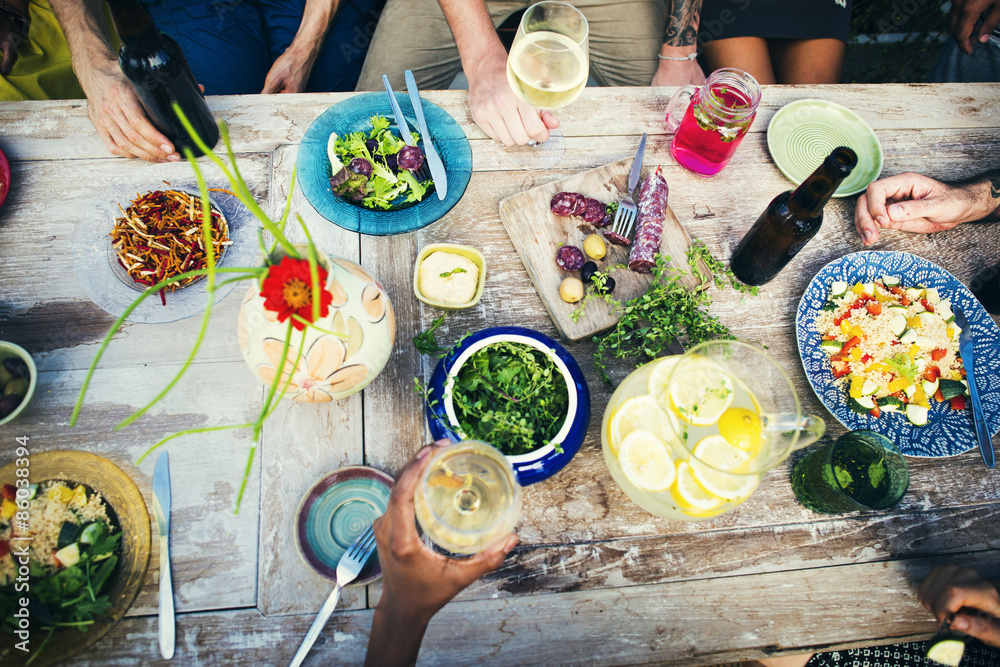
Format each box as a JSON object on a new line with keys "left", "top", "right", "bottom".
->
{"left": 665, "top": 85, "right": 697, "bottom": 132}
{"left": 762, "top": 413, "right": 827, "bottom": 451}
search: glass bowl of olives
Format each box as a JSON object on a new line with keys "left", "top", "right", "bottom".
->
{"left": 0, "top": 342, "right": 36, "bottom": 426}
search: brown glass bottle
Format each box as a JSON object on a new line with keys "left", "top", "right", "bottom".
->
{"left": 730, "top": 147, "right": 858, "bottom": 286}
{"left": 107, "top": 0, "right": 219, "bottom": 157}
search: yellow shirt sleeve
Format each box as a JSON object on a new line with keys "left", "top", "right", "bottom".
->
{"left": 0, "top": 0, "right": 86, "bottom": 101}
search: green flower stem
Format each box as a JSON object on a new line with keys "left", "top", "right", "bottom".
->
{"left": 296, "top": 214, "right": 323, "bottom": 325}
{"left": 69, "top": 267, "right": 260, "bottom": 427}
{"left": 234, "top": 445, "right": 257, "bottom": 513}
{"left": 253, "top": 320, "right": 296, "bottom": 442}
{"left": 135, "top": 423, "right": 255, "bottom": 465}
{"left": 172, "top": 103, "right": 298, "bottom": 259}
{"left": 267, "top": 169, "right": 296, "bottom": 258}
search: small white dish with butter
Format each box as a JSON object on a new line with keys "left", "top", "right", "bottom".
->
{"left": 413, "top": 243, "right": 486, "bottom": 310}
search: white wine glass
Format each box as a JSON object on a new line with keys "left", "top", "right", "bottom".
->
{"left": 413, "top": 440, "right": 522, "bottom": 555}
{"left": 505, "top": 1, "right": 589, "bottom": 167}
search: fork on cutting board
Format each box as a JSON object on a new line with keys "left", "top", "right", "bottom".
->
{"left": 288, "top": 525, "right": 378, "bottom": 667}
{"left": 609, "top": 132, "right": 647, "bottom": 242}
{"left": 381, "top": 75, "right": 433, "bottom": 182}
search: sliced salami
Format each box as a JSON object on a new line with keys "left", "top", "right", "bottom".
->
{"left": 603, "top": 229, "right": 630, "bottom": 246}
{"left": 594, "top": 211, "right": 613, "bottom": 228}
{"left": 582, "top": 198, "right": 606, "bottom": 224}
{"left": 550, "top": 192, "right": 576, "bottom": 217}
{"left": 555, "top": 245, "right": 585, "bottom": 271}
{"left": 627, "top": 165, "right": 669, "bottom": 273}
{"left": 569, "top": 193, "right": 588, "bottom": 217}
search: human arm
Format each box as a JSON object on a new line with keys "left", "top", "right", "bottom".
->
{"left": 918, "top": 565, "right": 1000, "bottom": 647}
{"left": 854, "top": 171, "right": 1000, "bottom": 246}
{"left": 261, "top": 0, "right": 337, "bottom": 94}
{"left": 364, "top": 441, "right": 518, "bottom": 667}
{"left": 438, "top": 0, "right": 557, "bottom": 145}
{"left": 0, "top": 0, "right": 28, "bottom": 76}
{"left": 651, "top": 0, "right": 706, "bottom": 86}
{"left": 48, "top": 0, "right": 177, "bottom": 162}
{"left": 948, "top": 0, "right": 1000, "bottom": 55}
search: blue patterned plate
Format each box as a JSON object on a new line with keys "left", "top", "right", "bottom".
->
{"left": 796, "top": 250, "right": 1000, "bottom": 457}
{"left": 297, "top": 92, "right": 472, "bottom": 236}
{"left": 295, "top": 466, "right": 392, "bottom": 582}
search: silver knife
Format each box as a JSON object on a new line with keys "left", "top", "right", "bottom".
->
{"left": 152, "top": 451, "right": 175, "bottom": 659}
{"left": 404, "top": 70, "right": 448, "bottom": 201}
{"left": 381, "top": 75, "right": 414, "bottom": 147}
{"left": 954, "top": 307, "right": 995, "bottom": 468}
{"left": 628, "top": 132, "right": 647, "bottom": 196}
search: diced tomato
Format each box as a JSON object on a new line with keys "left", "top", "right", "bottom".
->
{"left": 891, "top": 391, "right": 908, "bottom": 402}
{"left": 931, "top": 348, "right": 947, "bottom": 361}
{"left": 934, "top": 389, "right": 945, "bottom": 402}
{"left": 0, "top": 540, "right": 9, "bottom": 559}
{"left": 869, "top": 405, "right": 882, "bottom": 418}
{"left": 829, "top": 354, "right": 844, "bottom": 362}
{"left": 834, "top": 313, "right": 850, "bottom": 326}
{"left": 960, "top": 367, "right": 967, "bottom": 377}
{"left": 840, "top": 336, "right": 861, "bottom": 355}
{"left": 900, "top": 295, "right": 912, "bottom": 306}
{"left": 0, "top": 485, "right": 14, "bottom": 502}
{"left": 831, "top": 360, "right": 851, "bottom": 379}
{"left": 950, "top": 396, "right": 966, "bottom": 410}
{"left": 920, "top": 298, "right": 935, "bottom": 313}
{"left": 822, "top": 335, "right": 836, "bottom": 341}
{"left": 924, "top": 365, "right": 941, "bottom": 382}
{"left": 866, "top": 302, "right": 883, "bottom": 316}
{"left": 861, "top": 354, "right": 873, "bottom": 363}
{"left": 889, "top": 286, "right": 904, "bottom": 295}
{"left": 890, "top": 339, "right": 901, "bottom": 346}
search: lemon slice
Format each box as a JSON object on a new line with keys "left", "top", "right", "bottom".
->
{"left": 668, "top": 364, "right": 734, "bottom": 426}
{"left": 618, "top": 430, "right": 675, "bottom": 492}
{"left": 647, "top": 356, "right": 681, "bottom": 405}
{"left": 671, "top": 461, "right": 723, "bottom": 513}
{"left": 609, "top": 395, "right": 676, "bottom": 455}
{"left": 926, "top": 637, "right": 965, "bottom": 667}
{"left": 327, "top": 132, "right": 344, "bottom": 172}
{"left": 690, "top": 435, "right": 760, "bottom": 501}
{"left": 717, "top": 407, "right": 762, "bottom": 453}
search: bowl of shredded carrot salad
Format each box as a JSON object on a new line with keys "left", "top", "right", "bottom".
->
{"left": 110, "top": 189, "right": 231, "bottom": 304}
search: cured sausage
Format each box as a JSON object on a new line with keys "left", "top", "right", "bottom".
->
{"left": 594, "top": 211, "right": 613, "bottom": 228}
{"left": 627, "top": 165, "right": 669, "bottom": 273}
{"left": 555, "top": 245, "right": 585, "bottom": 271}
{"left": 582, "top": 198, "right": 605, "bottom": 224}
{"left": 603, "top": 229, "right": 630, "bottom": 246}
{"left": 550, "top": 192, "right": 576, "bottom": 217}
{"left": 569, "top": 193, "right": 588, "bottom": 217}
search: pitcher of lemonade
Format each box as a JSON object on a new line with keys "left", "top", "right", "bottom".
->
{"left": 601, "top": 341, "right": 825, "bottom": 521}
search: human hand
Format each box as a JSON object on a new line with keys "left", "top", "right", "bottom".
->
{"left": 854, "top": 172, "right": 977, "bottom": 246}
{"left": 79, "top": 62, "right": 179, "bottom": 162}
{"left": 373, "top": 440, "right": 518, "bottom": 624}
{"left": 466, "top": 50, "right": 559, "bottom": 146}
{"left": 261, "top": 47, "right": 313, "bottom": 94}
{"left": 949, "top": 0, "right": 1000, "bottom": 55}
{"left": 651, "top": 58, "right": 706, "bottom": 87}
{"left": 919, "top": 565, "right": 1000, "bottom": 647}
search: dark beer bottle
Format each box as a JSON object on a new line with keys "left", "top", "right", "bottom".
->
{"left": 106, "top": 0, "right": 219, "bottom": 157}
{"left": 970, "top": 258, "right": 1000, "bottom": 314}
{"left": 730, "top": 147, "right": 858, "bottom": 286}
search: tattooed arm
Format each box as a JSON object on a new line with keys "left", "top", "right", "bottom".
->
{"left": 652, "top": 0, "right": 706, "bottom": 86}
{"left": 855, "top": 170, "right": 1000, "bottom": 246}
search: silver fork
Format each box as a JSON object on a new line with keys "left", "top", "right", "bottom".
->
{"left": 610, "top": 132, "right": 648, "bottom": 241}
{"left": 381, "top": 75, "right": 433, "bottom": 182}
{"left": 288, "top": 525, "right": 378, "bottom": 667}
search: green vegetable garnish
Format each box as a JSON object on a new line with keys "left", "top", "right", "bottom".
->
{"left": 886, "top": 353, "right": 918, "bottom": 383}
{"left": 439, "top": 267, "right": 468, "bottom": 278}
{"left": 413, "top": 314, "right": 448, "bottom": 355}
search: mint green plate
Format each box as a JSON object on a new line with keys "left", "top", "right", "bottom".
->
{"left": 766, "top": 99, "right": 883, "bottom": 197}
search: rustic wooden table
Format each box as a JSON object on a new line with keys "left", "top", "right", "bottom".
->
{"left": 1, "top": 83, "right": 999, "bottom": 666}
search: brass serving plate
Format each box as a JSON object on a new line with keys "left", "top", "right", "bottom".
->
{"left": 0, "top": 450, "right": 151, "bottom": 666}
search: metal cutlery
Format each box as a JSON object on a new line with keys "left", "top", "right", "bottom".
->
{"left": 288, "top": 525, "right": 378, "bottom": 667}
{"left": 404, "top": 70, "right": 447, "bottom": 201}
{"left": 381, "top": 75, "right": 433, "bottom": 182}
{"left": 954, "top": 307, "right": 994, "bottom": 468}
{"left": 610, "top": 132, "right": 647, "bottom": 242}
{"left": 152, "top": 451, "right": 175, "bottom": 659}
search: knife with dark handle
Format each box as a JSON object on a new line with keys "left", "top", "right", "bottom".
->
{"left": 954, "top": 307, "right": 995, "bottom": 468}
{"left": 152, "top": 451, "right": 175, "bottom": 658}
{"left": 404, "top": 69, "right": 448, "bottom": 201}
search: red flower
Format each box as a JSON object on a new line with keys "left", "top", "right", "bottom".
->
{"left": 261, "top": 256, "right": 333, "bottom": 330}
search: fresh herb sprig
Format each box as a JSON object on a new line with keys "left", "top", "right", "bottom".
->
{"left": 439, "top": 267, "right": 468, "bottom": 278}
{"left": 574, "top": 242, "right": 757, "bottom": 385}
{"left": 413, "top": 314, "right": 448, "bottom": 355}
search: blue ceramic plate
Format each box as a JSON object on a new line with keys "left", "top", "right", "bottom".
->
{"left": 796, "top": 250, "right": 1000, "bottom": 457}
{"left": 297, "top": 92, "right": 472, "bottom": 236}
{"left": 295, "top": 466, "right": 392, "bottom": 582}
{"left": 426, "top": 327, "right": 590, "bottom": 486}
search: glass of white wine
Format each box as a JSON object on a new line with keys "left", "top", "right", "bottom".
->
{"left": 414, "top": 440, "right": 522, "bottom": 555}
{"left": 505, "top": 1, "right": 589, "bottom": 166}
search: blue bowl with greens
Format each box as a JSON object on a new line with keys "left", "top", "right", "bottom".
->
{"left": 426, "top": 327, "right": 590, "bottom": 486}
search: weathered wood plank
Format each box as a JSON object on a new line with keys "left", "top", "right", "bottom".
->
{"left": 73, "top": 553, "right": 1000, "bottom": 666}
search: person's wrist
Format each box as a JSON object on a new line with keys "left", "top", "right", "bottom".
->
{"left": 376, "top": 590, "right": 436, "bottom": 628}
{"left": 660, "top": 43, "right": 698, "bottom": 58}
{"left": 463, "top": 42, "right": 508, "bottom": 86}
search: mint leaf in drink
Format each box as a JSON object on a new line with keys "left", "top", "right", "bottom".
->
{"left": 835, "top": 465, "right": 854, "bottom": 489}
{"left": 868, "top": 459, "right": 886, "bottom": 488}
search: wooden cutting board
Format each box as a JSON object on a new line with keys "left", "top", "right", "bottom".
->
{"left": 499, "top": 158, "right": 700, "bottom": 342}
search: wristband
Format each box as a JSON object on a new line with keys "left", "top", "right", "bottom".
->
{"left": 658, "top": 52, "right": 698, "bottom": 61}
